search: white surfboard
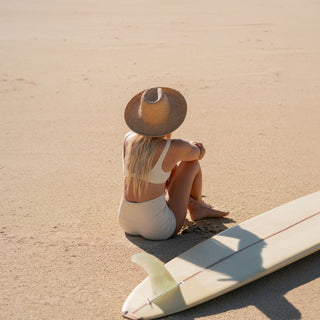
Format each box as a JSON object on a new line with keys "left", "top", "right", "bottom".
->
{"left": 122, "top": 191, "right": 320, "bottom": 320}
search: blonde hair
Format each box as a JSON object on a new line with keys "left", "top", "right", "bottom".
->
{"left": 124, "top": 133, "right": 171, "bottom": 197}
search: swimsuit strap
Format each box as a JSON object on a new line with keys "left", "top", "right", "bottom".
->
{"left": 151, "top": 139, "right": 171, "bottom": 174}
{"left": 123, "top": 132, "right": 134, "bottom": 160}
{"left": 123, "top": 132, "right": 134, "bottom": 175}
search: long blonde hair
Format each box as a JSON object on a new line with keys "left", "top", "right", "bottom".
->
{"left": 124, "top": 133, "right": 171, "bottom": 197}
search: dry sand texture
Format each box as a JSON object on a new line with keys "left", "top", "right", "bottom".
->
{"left": 1, "top": 0, "right": 320, "bottom": 319}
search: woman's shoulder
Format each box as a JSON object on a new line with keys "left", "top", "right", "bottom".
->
{"left": 170, "top": 138, "right": 191, "bottom": 149}
{"left": 168, "top": 138, "right": 200, "bottom": 162}
{"left": 167, "top": 138, "right": 193, "bottom": 155}
{"left": 124, "top": 131, "right": 135, "bottom": 139}
{"left": 123, "top": 131, "right": 136, "bottom": 146}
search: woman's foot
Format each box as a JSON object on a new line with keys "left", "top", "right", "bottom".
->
{"left": 200, "top": 199, "right": 213, "bottom": 209}
{"left": 188, "top": 197, "right": 229, "bottom": 221}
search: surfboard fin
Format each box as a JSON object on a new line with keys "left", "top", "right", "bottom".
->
{"left": 131, "top": 253, "right": 178, "bottom": 298}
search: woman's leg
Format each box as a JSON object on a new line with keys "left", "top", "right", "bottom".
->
{"left": 167, "top": 161, "right": 228, "bottom": 236}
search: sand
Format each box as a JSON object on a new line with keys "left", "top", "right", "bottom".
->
{"left": 1, "top": 0, "right": 319, "bottom": 319}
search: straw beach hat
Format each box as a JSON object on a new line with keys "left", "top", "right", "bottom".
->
{"left": 124, "top": 87, "right": 187, "bottom": 137}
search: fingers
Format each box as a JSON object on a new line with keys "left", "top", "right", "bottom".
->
{"left": 196, "top": 143, "right": 206, "bottom": 159}
{"left": 189, "top": 141, "right": 206, "bottom": 159}
{"left": 190, "top": 141, "right": 204, "bottom": 149}
{"left": 195, "top": 143, "right": 206, "bottom": 159}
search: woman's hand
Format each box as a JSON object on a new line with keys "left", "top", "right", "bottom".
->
{"left": 190, "top": 141, "right": 206, "bottom": 160}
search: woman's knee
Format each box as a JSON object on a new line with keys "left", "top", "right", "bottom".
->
{"left": 177, "top": 160, "right": 200, "bottom": 174}
{"left": 168, "top": 161, "right": 200, "bottom": 188}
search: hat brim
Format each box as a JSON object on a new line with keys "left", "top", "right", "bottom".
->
{"left": 124, "top": 87, "right": 187, "bottom": 137}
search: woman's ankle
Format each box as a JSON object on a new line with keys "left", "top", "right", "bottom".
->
{"left": 189, "top": 195, "right": 202, "bottom": 204}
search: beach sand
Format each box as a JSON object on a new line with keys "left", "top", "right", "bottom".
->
{"left": 1, "top": 0, "right": 319, "bottom": 319}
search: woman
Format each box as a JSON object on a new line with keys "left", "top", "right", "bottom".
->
{"left": 118, "top": 87, "right": 228, "bottom": 240}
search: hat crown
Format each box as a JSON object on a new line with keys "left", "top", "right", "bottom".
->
{"left": 139, "top": 88, "right": 170, "bottom": 125}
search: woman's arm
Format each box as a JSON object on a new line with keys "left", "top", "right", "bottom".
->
{"left": 171, "top": 139, "right": 206, "bottom": 162}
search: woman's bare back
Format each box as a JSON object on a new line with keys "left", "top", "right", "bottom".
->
{"left": 124, "top": 137, "right": 173, "bottom": 203}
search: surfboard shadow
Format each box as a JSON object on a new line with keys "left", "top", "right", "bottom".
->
{"left": 177, "top": 225, "right": 266, "bottom": 280}
{"left": 165, "top": 250, "right": 320, "bottom": 320}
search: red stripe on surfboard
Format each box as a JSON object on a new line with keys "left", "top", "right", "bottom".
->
{"left": 130, "top": 211, "right": 320, "bottom": 316}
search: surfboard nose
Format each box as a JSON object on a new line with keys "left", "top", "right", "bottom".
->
{"left": 122, "top": 311, "right": 143, "bottom": 319}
